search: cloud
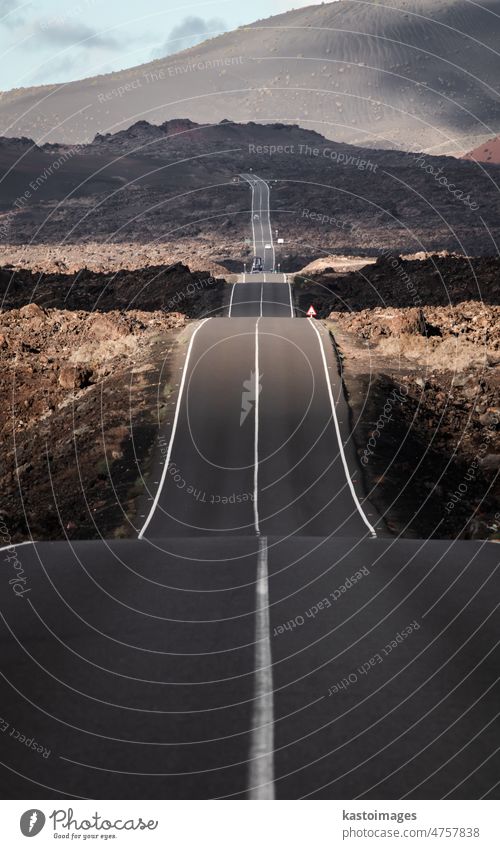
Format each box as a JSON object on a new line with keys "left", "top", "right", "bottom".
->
{"left": 35, "top": 21, "right": 121, "bottom": 50}
{"left": 0, "top": 0, "right": 24, "bottom": 27}
{"left": 0, "top": 0, "right": 20, "bottom": 13}
{"left": 19, "top": 15, "right": 156, "bottom": 85}
{"left": 152, "top": 16, "right": 227, "bottom": 59}
{"left": 27, "top": 53, "right": 82, "bottom": 85}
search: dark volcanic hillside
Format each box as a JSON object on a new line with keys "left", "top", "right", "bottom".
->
{"left": 1, "top": 120, "right": 500, "bottom": 263}
{"left": 1, "top": 0, "right": 500, "bottom": 152}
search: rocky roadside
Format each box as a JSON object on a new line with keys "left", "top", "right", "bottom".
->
{"left": 332, "top": 336, "right": 499, "bottom": 540}
{"left": 0, "top": 262, "right": 227, "bottom": 542}
{"left": 295, "top": 254, "right": 500, "bottom": 312}
{"left": 322, "top": 319, "right": 499, "bottom": 540}
{"left": 0, "top": 306, "right": 189, "bottom": 542}
{"left": 295, "top": 254, "right": 500, "bottom": 540}
{"left": 0, "top": 261, "right": 225, "bottom": 314}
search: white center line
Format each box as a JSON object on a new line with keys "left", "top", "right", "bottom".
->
{"left": 260, "top": 185, "right": 266, "bottom": 259}
{"left": 253, "top": 318, "right": 261, "bottom": 536}
{"left": 137, "top": 318, "right": 211, "bottom": 539}
{"left": 251, "top": 180, "right": 257, "bottom": 256}
{"left": 260, "top": 283, "right": 264, "bottom": 317}
{"left": 253, "top": 317, "right": 261, "bottom": 536}
{"left": 248, "top": 535, "right": 275, "bottom": 799}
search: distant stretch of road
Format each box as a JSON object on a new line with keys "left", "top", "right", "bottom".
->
{"left": 0, "top": 176, "right": 498, "bottom": 803}
{"left": 229, "top": 273, "right": 293, "bottom": 318}
{"left": 240, "top": 173, "right": 275, "bottom": 272}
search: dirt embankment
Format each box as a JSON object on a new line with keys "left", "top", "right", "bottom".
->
{"left": 334, "top": 357, "right": 499, "bottom": 540}
{"left": 298, "top": 255, "right": 500, "bottom": 539}
{"left": 0, "top": 244, "right": 231, "bottom": 278}
{"left": 295, "top": 254, "right": 500, "bottom": 312}
{"left": 0, "top": 263, "right": 226, "bottom": 542}
{"left": 0, "top": 261, "right": 225, "bottom": 314}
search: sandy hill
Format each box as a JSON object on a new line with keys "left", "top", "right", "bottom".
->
{"left": 1, "top": 0, "right": 499, "bottom": 152}
{"left": 463, "top": 135, "right": 500, "bottom": 163}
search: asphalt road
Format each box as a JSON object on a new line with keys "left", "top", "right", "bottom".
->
{"left": 0, "top": 175, "right": 498, "bottom": 801}
{"left": 240, "top": 173, "right": 275, "bottom": 272}
{"left": 138, "top": 310, "right": 376, "bottom": 540}
{"left": 229, "top": 273, "right": 293, "bottom": 318}
{"left": 1, "top": 536, "right": 499, "bottom": 799}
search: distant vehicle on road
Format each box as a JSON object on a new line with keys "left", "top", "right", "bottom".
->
{"left": 251, "top": 256, "right": 263, "bottom": 273}
{"left": 264, "top": 243, "right": 271, "bottom": 249}
{"left": 254, "top": 213, "right": 259, "bottom": 220}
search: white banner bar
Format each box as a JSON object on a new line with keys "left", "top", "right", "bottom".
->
{"left": 1, "top": 800, "right": 497, "bottom": 847}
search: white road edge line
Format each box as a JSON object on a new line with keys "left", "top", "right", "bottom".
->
{"left": 248, "top": 535, "right": 275, "bottom": 799}
{"left": 138, "top": 318, "right": 212, "bottom": 539}
{"left": 0, "top": 539, "right": 36, "bottom": 553}
{"left": 266, "top": 181, "right": 276, "bottom": 272}
{"left": 250, "top": 179, "right": 256, "bottom": 256}
{"left": 260, "top": 184, "right": 265, "bottom": 264}
{"left": 228, "top": 282, "right": 236, "bottom": 317}
{"left": 260, "top": 283, "right": 264, "bottom": 317}
{"left": 253, "top": 317, "right": 261, "bottom": 536}
{"left": 308, "top": 318, "right": 377, "bottom": 538}
{"left": 241, "top": 174, "right": 257, "bottom": 258}
{"left": 287, "top": 275, "right": 294, "bottom": 317}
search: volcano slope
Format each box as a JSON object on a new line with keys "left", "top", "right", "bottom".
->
{"left": 1, "top": 0, "right": 500, "bottom": 152}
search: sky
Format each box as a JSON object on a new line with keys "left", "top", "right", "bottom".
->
{"left": 0, "top": 0, "right": 319, "bottom": 90}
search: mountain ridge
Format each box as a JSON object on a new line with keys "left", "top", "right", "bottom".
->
{"left": 1, "top": 117, "right": 499, "bottom": 260}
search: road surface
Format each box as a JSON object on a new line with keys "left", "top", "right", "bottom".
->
{"left": 1, "top": 536, "right": 499, "bottom": 799}
{"left": 0, "top": 175, "right": 498, "bottom": 801}
{"left": 137, "top": 309, "right": 376, "bottom": 540}
{"left": 240, "top": 173, "right": 275, "bottom": 272}
{"left": 228, "top": 273, "right": 293, "bottom": 318}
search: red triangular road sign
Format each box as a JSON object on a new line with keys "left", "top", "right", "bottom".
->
{"left": 307, "top": 305, "right": 317, "bottom": 318}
